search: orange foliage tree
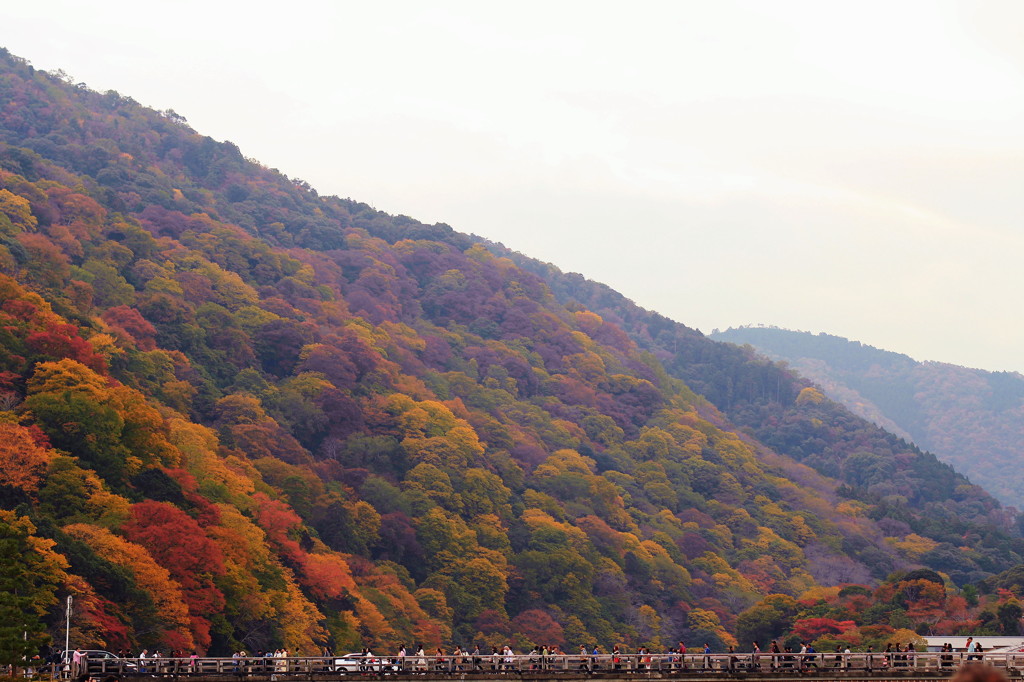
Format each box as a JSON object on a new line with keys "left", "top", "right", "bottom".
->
{"left": 0, "top": 423, "right": 54, "bottom": 494}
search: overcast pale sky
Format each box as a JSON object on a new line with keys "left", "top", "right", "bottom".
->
{"left": 4, "top": 1, "right": 1023, "bottom": 372}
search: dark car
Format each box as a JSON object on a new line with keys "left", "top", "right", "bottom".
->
{"left": 60, "top": 650, "right": 138, "bottom": 675}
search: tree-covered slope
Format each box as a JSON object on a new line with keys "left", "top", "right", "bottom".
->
{"left": 710, "top": 327, "right": 1024, "bottom": 507}
{"left": 0, "top": 48, "right": 1020, "bottom": 657}
{"left": 490, "top": 256, "right": 1021, "bottom": 582}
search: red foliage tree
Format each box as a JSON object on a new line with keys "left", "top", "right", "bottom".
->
{"left": 122, "top": 501, "right": 226, "bottom": 649}
{"left": 792, "top": 617, "right": 857, "bottom": 641}
{"left": 252, "top": 492, "right": 304, "bottom": 564}
{"left": 102, "top": 305, "right": 158, "bottom": 350}
{"left": 26, "top": 322, "right": 106, "bottom": 371}
{"left": 511, "top": 609, "right": 565, "bottom": 647}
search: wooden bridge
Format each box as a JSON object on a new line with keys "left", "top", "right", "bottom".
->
{"left": 70, "top": 652, "right": 1024, "bottom": 681}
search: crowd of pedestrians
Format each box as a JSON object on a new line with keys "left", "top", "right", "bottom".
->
{"left": 229, "top": 648, "right": 293, "bottom": 674}
{"left": 52, "top": 635, "right": 999, "bottom": 679}
{"left": 357, "top": 636, "right": 996, "bottom": 674}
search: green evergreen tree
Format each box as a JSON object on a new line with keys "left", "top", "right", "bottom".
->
{"left": 0, "top": 512, "right": 63, "bottom": 668}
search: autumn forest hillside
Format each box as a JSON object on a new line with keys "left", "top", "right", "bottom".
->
{"left": 709, "top": 326, "right": 1024, "bottom": 508}
{"left": 1, "top": 48, "right": 1023, "bottom": 658}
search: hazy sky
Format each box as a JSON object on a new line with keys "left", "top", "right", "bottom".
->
{"left": 5, "top": 1, "right": 1023, "bottom": 372}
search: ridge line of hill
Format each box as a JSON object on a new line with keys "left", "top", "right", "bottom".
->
{"left": 709, "top": 326, "right": 1024, "bottom": 508}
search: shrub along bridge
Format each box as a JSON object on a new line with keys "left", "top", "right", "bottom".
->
{"left": 70, "top": 652, "right": 1024, "bottom": 681}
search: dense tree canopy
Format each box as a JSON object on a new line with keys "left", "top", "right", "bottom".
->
{"left": 0, "top": 47, "right": 1021, "bottom": 655}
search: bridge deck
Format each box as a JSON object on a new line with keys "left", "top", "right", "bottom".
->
{"left": 67, "top": 653, "right": 1024, "bottom": 682}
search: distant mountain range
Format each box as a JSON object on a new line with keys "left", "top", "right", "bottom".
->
{"left": 711, "top": 326, "right": 1024, "bottom": 507}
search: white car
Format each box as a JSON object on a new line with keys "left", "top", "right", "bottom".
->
{"left": 332, "top": 653, "right": 398, "bottom": 673}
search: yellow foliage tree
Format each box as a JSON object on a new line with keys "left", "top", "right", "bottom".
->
{"left": 272, "top": 575, "right": 328, "bottom": 654}
{"left": 0, "top": 189, "right": 37, "bottom": 231}
{"left": 796, "top": 387, "right": 826, "bottom": 406}
{"left": 166, "top": 419, "right": 257, "bottom": 505}
{"left": 688, "top": 608, "right": 737, "bottom": 648}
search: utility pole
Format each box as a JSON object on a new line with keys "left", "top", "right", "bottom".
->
{"left": 64, "top": 596, "right": 72, "bottom": 654}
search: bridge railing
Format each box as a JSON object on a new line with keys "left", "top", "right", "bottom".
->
{"left": 72, "top": 651, "right": 1024, "bottom": 677}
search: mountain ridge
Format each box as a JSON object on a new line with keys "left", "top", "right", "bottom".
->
{"left": 709, "top": 326, "right": 1024, "bottom": 508}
